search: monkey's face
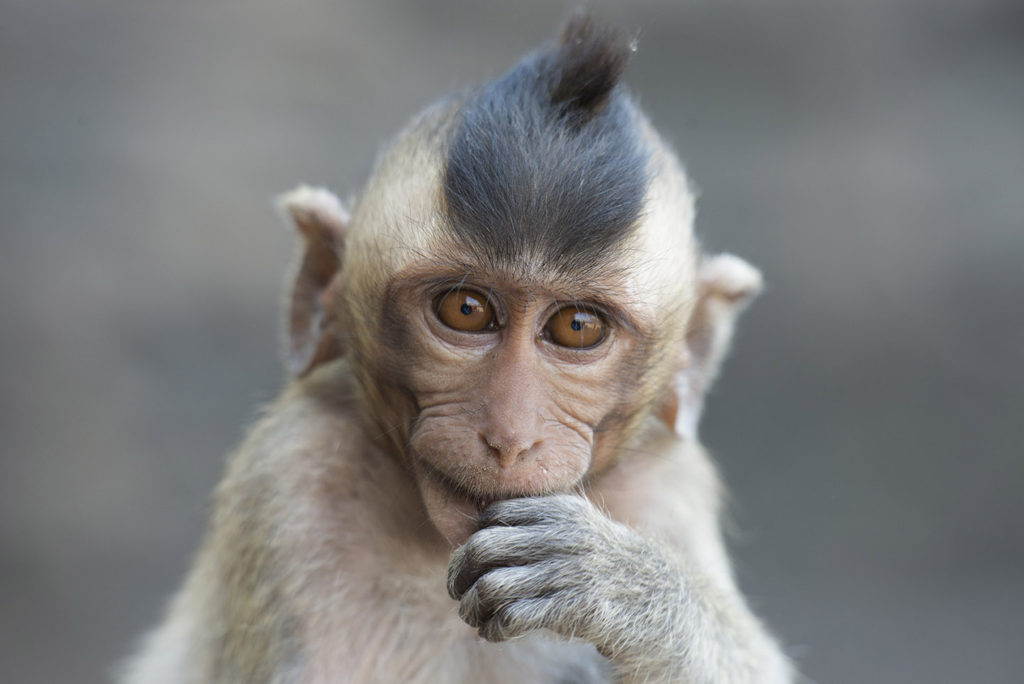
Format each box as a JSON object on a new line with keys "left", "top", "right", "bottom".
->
{"left": 332, "top": 24, "right": 699, "bottom": 545}
{"left": 381, "top": 265, "right": 657, "bottom": 546}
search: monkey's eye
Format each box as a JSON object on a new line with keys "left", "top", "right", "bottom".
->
{"left": 546, "top": 306, "right": 606, "bottom": 348}
{"left": 435, "top": 289, "right": 496, "bottom": 332}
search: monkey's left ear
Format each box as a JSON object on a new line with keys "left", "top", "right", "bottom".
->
{"left": 277, "top": 186, "right": 350, "bottom": 377}
{"left": 659, "top": 253, "right": 763, "bottom": 440}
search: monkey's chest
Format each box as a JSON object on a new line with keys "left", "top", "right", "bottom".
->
{"left": 312, "top": 628, "right": 609, "bottom": 683}
{"left": 305, "top": 570, "right": 610, "bottom": 683}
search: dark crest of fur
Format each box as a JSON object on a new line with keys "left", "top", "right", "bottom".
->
{"left": 442, "top": 14, "right": 649, "bottom": 274}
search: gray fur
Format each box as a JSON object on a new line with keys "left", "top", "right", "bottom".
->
{"left": 449, "top": 496, "right": 793, "bottom": 683}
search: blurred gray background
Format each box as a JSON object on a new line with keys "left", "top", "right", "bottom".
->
{"left": 2, "top": 0, "right": 1022, "bottom": 682}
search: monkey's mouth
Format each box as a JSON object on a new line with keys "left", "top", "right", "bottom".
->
{"left": 418, "top": 462, "right": 499, "bottom": 513}
{"left": 413, "top": 461, "right": 509, "bottom": 545}
{"left": 413, "top": 459, "right": 566, "bottom": 545}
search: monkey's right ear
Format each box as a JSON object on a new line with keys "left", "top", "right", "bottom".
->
{"left": 277, "top": 186, "right": 350, "bottom": 377}
{"left": 660, "top": 253, "right": 763, "bottom": 440}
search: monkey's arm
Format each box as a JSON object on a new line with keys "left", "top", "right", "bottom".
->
{"left": 448, "top": 493, "right": 792, "bottom": 684}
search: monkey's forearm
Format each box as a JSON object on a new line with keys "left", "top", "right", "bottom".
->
{"left": 605, "top": 557, "right": 792, "bottom": 683}
{"left": 448, "top": 496, "right": 792, "bottom": 684}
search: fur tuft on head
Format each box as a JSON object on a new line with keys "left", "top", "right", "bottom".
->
{"left": 441, "top": 12, "right": 648, "bottom": 274}
{"left": 549, "top": 11, "right": 635, "bottom": 115}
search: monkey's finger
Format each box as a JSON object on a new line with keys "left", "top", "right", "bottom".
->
{"left": 447, "top": 544, "right": 469, "bottom": 599}
{"left": 457, "top": 565, "right": 534, "bottom": 626}
{"left": 479, "top": 495, "right": 588, "bottom": 529}
{"left": 478, "top": 597, "right": 555, "bottom": 642}
{"left": 448, "top": 525, "right": 561, "bottom": 599}
{"left": 457, "top": 563, "right": 563, "bottom": 627}
{"left": 478, "top": 497, "right": 552, "bottom": 528}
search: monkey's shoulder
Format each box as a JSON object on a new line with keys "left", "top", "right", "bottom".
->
{"left": 213, "top": 360, "right": 409, "bottom": 541}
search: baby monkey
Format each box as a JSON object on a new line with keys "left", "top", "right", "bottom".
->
{"left": 123, "top": 14, "right": 793, "bottom": 684}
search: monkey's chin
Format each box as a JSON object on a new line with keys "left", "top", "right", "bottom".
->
{"left": 415, "top": 466, "right": 492, "bottom": 548}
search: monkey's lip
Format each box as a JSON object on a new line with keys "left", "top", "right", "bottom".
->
{"left": 416, "top": 462, "right": 503, "bottom": 513}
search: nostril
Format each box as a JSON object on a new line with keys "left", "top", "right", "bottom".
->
{"left": 480, "top": 434, "right": 506, "bottom": 464}
{"left": 481, "top": 433, "right": 539, "bottom": 468}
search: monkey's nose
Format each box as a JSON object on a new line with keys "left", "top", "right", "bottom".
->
{"left": 482, "top": 434, "right": 539, "bottom": 469}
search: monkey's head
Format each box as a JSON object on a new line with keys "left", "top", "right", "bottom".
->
{"left": 279, "top": 16, "right": 761, "bottom": 545}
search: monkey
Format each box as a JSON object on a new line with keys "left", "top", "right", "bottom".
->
{"left": 121, "top": 15, "right": 793, "bottom": 684}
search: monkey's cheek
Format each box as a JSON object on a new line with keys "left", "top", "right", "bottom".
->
{"left": 417, "top": 471, "right": 480, "bottom": 547}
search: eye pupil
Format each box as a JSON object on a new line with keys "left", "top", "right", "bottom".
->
{"left": 570, "top": 319, "right": 582, "bottom": 332}
{"left": 460, "top": 303, "right": 473, "bottom": 315}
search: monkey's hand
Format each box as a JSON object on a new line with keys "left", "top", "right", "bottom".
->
{"left": 447, "top": 495, "right": 679, "bottom": 657}
{"left": 447, "top": 495, "right": 790, "bottom": 683}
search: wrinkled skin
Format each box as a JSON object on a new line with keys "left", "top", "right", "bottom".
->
{"left": 377, "top": 267, "right": 658, "bottom": 547}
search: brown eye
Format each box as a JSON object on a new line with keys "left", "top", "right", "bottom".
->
{"left": 546, "top": 306, "right": 606, "bottom": 348}
{"left": 435, "top": 289, "right": 495, "bottom": 332}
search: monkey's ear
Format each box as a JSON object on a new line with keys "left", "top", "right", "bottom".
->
{"left": 660, "top": 253, "right": 763, "bottom": 440}
{"left": 277, "top": 186, "right": 350, "bottom": 377}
